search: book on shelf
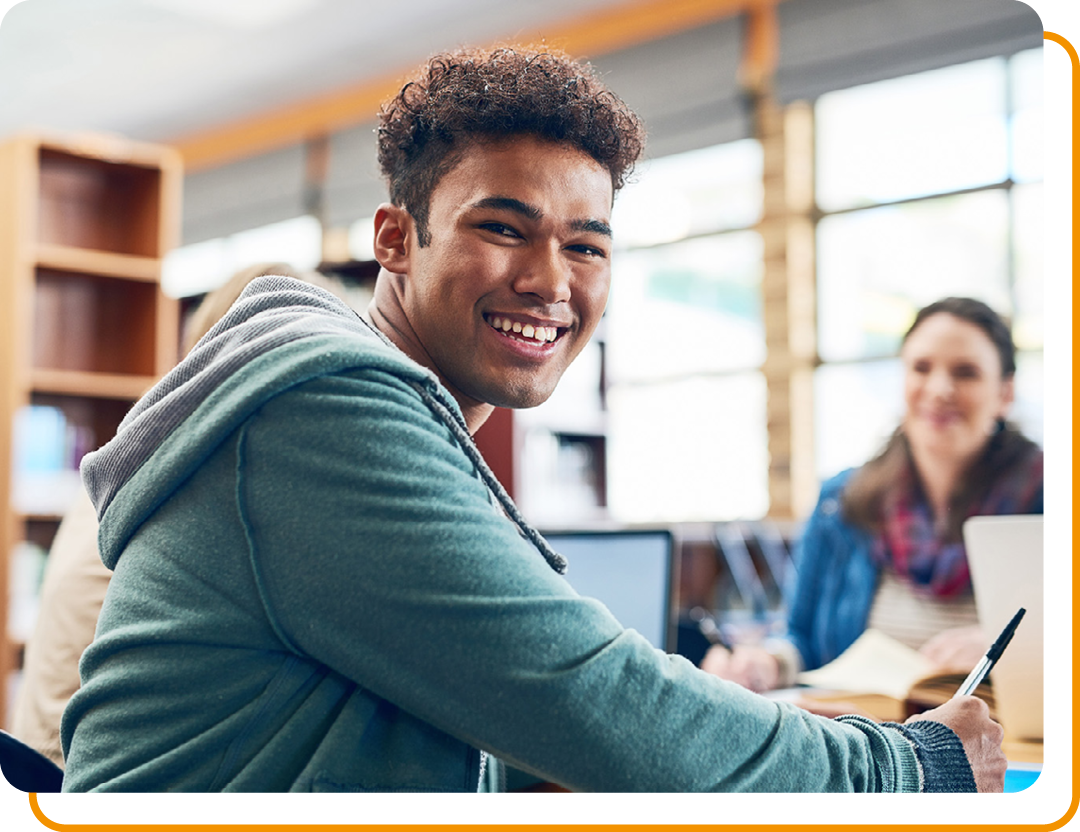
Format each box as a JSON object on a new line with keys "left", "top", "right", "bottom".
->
{"left": 12, "top": 404, "right": 88, "bottom": 515}
{"left": 8, "top": 541, "right": 47, "bottom": 643}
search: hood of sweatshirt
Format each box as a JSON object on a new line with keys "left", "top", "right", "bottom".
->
{"left": 80, "top": 275, "right": 567, "bottom": 575}
{"left": 80, "top": 276, "right": 447, "bottom": 570}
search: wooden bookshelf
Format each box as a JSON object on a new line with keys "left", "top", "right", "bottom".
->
{"left": 0, "top": 131, "right": 181, "bottom": 726}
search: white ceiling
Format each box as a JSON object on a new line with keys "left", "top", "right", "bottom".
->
{"left": 0, "top": 0, "right": 635, "bottom": 145}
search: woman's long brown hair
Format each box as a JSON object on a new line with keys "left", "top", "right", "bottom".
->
{"left": 840, "top": 297, "right": 1037, "bottom": 543}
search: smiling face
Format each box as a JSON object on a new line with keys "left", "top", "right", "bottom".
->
{"left": 901, "top": 312, "right": 1015, "bottom": 467}
{"left": 372, "top": 136, "right": 614, "bottom": 426}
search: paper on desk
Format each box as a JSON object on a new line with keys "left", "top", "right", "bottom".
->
{"left": 796, "top": 629, "right": 936, "bottom": 701}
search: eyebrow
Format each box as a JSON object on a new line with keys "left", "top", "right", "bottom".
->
{"left": 469, "top": 196, "right": 612, "bottom": 238}
{"left": 572, "top": 218, "right": 613, "bottom": 238}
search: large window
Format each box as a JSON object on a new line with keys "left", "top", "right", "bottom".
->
{"left": 603, "top": 140, "right": 769, "bottom": 522}
{"left": 813, "top": 49, "right": 1044, "bottom": 480}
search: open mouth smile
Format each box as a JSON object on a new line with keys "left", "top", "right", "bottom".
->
{"left": 921, "top": 409, "right": 962, "bottom": 428}
{"left": 484, "top": 314, "right": 564, "bottom": 345}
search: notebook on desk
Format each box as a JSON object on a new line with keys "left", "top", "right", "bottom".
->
{"left": 963, "top": 515, "right": 1043, "bottom": 743}
{"left": 542, "top": 529, "right": 676, "bottom": 652}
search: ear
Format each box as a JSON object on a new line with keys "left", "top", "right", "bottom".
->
{"left": 999, "top": 375, "right": 1016, "bottom": 417}
{"left": 373, "top": 203, "right": 413, "bottom": 273}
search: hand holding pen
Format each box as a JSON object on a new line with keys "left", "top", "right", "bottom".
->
{"left": 904, "top": 613, "right": 1018, "bottom": 797}
{"left": 899, "top": 608, "right": 1023, "bottom": 792}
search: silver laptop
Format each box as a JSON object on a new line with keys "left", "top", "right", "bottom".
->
{"left": 542, "top": 529, "right": 676, "bottom": 652}
{"left": 963, "top": 515, "right": 1043, "bottom": 742}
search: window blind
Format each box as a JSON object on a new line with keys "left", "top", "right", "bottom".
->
{"left": 775, "top": 0, "right": 1043, "bottom": 104}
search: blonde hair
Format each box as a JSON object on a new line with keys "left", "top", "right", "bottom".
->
{"left": 180, "top": 262, "right": 308, "bottom": 355}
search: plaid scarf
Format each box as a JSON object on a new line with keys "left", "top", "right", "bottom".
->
{"left": 874, "top": 443, "right": 1043, "bottom": 597}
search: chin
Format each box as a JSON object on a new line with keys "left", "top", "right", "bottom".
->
{"left": 492, "top": 389, "right": 555, "bottom": 410}
{"left": 480, "top": 379, "right": 558, "bottom": 410}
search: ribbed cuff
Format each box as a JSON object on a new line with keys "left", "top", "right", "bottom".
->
{"left": 835, "top": 714, "right": 923, "bottom": 792}
{"left": 885, "top": 720, "right": 978, "bottom": 793}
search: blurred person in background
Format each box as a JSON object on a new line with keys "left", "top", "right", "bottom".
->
{"left": 702, "top": 297, "right": 1043, "bottom": 695}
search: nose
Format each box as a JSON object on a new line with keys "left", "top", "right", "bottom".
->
{"left": 926, "top": 368, "right": 955, "bottom": 399}
{"left": 512, "top": 244, "right": 571, "bottom": 304}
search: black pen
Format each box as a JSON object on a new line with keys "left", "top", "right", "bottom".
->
{"left": 954, "top": 607, "right": 1026, "bottom": 697}
{"left": 689, "top": 606, "right": 733, "bottom": 651}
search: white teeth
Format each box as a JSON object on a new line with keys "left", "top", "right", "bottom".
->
{"left": 487, "top": 315, "right": 558, "bottom": 344}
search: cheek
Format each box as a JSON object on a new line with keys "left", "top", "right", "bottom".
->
{"left": 972, "top": 386, "right": 1007, "bottom": 417}
{"left": 575, "top": 272, "right": 610, "bottom": 318}
{"left": 903, "top": 377, "right": 922, "bottom": 407}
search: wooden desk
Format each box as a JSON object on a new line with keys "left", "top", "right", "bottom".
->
{"left": 1002, "top": 739, "right": 1043, "bottom": 764}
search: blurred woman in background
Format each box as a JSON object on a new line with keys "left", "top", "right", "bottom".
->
{"left": 703, "top": 297, "right": 1043, "bottom": 693}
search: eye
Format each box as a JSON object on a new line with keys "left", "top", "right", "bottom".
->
{"left": 911, "top": 359, "right": 931, "bottom": 374}
{"left": 566, "top": 243, "right": 608, "bottom": 259}
{"left": 952, "top": 364, "right": 980, "bottom": 380}
{"left": 479, "top": 222, "right": 522, "bottom": 239}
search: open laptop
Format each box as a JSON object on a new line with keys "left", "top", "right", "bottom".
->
{"left": 962, "top": 515, "right": 1043, "bottom": 744}
{"left": 542, "top": 529, "right": 677, "bottom": 653}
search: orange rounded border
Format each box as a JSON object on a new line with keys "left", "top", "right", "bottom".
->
{"left": 15, "top": 25, "right": 1080, "bottom": 832}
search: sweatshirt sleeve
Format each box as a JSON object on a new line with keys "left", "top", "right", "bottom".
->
{"left": 237, "top": 369, "right": 953, "bottom": 793}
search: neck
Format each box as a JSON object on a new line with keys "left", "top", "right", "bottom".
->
{"left": 908, "top": 444, "right": 967, "bottom": 524}
{"left": 368, "top": 269, "right": 494, "bottom": 435}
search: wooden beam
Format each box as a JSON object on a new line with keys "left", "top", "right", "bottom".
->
{"left": 173, "top": 0, "right": 784, "bottom": 172}
{"left": 740, "top": 0, "right": 779, "bottom": 92}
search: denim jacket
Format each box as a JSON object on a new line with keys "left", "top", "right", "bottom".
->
{"left": 786, "top": 464, "right": 1044, "bottom": 672}
{"left": 785, "top": 470, "right": 878, "bottom": 672}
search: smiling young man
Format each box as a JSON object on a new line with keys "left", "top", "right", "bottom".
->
{"left": 61, "top": 46, "right": 1006, "bottom": 793}
{"left": 369, "top": 136, "right": 613, "bottom": 429}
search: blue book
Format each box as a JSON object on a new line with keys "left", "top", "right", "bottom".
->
{"left": 13, "top": 405, "right": 67, "bottom": 473}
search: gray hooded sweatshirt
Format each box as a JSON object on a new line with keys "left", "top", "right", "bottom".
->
{"left": 60, "top": 277, "right": 975, "bottom": 792}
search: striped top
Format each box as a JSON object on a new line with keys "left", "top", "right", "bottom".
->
{"left": 866, "top": 570, "right": 980, "bottom": 652}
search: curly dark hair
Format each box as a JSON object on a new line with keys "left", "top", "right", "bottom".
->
{"left": 377, "top": 45, "right": 645, "bottom": 245}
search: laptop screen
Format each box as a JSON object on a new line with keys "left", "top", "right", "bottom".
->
{"left": 963, "top": 515, "right": 1043, "bottom": 743}
{"left": 542, "top": 529, "right": 675, "bottom": 652}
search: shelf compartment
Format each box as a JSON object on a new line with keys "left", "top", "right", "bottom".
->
{"left": 11, "top": 393, "right": 129, "bottom": 517}
{"left": 21, "top": 515, "right": 65, "bottom": 551}
{"left": 37, "top": 148, "right": 163, "bottom": 257}
{"left": 554, "top": 432, "right": 608, "bottom": 508}
{"left": 33, "top": 268, "right": 159, "bottom": 376}
{"left": 28, "top": 392, "right": 135, "bottom": 462}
